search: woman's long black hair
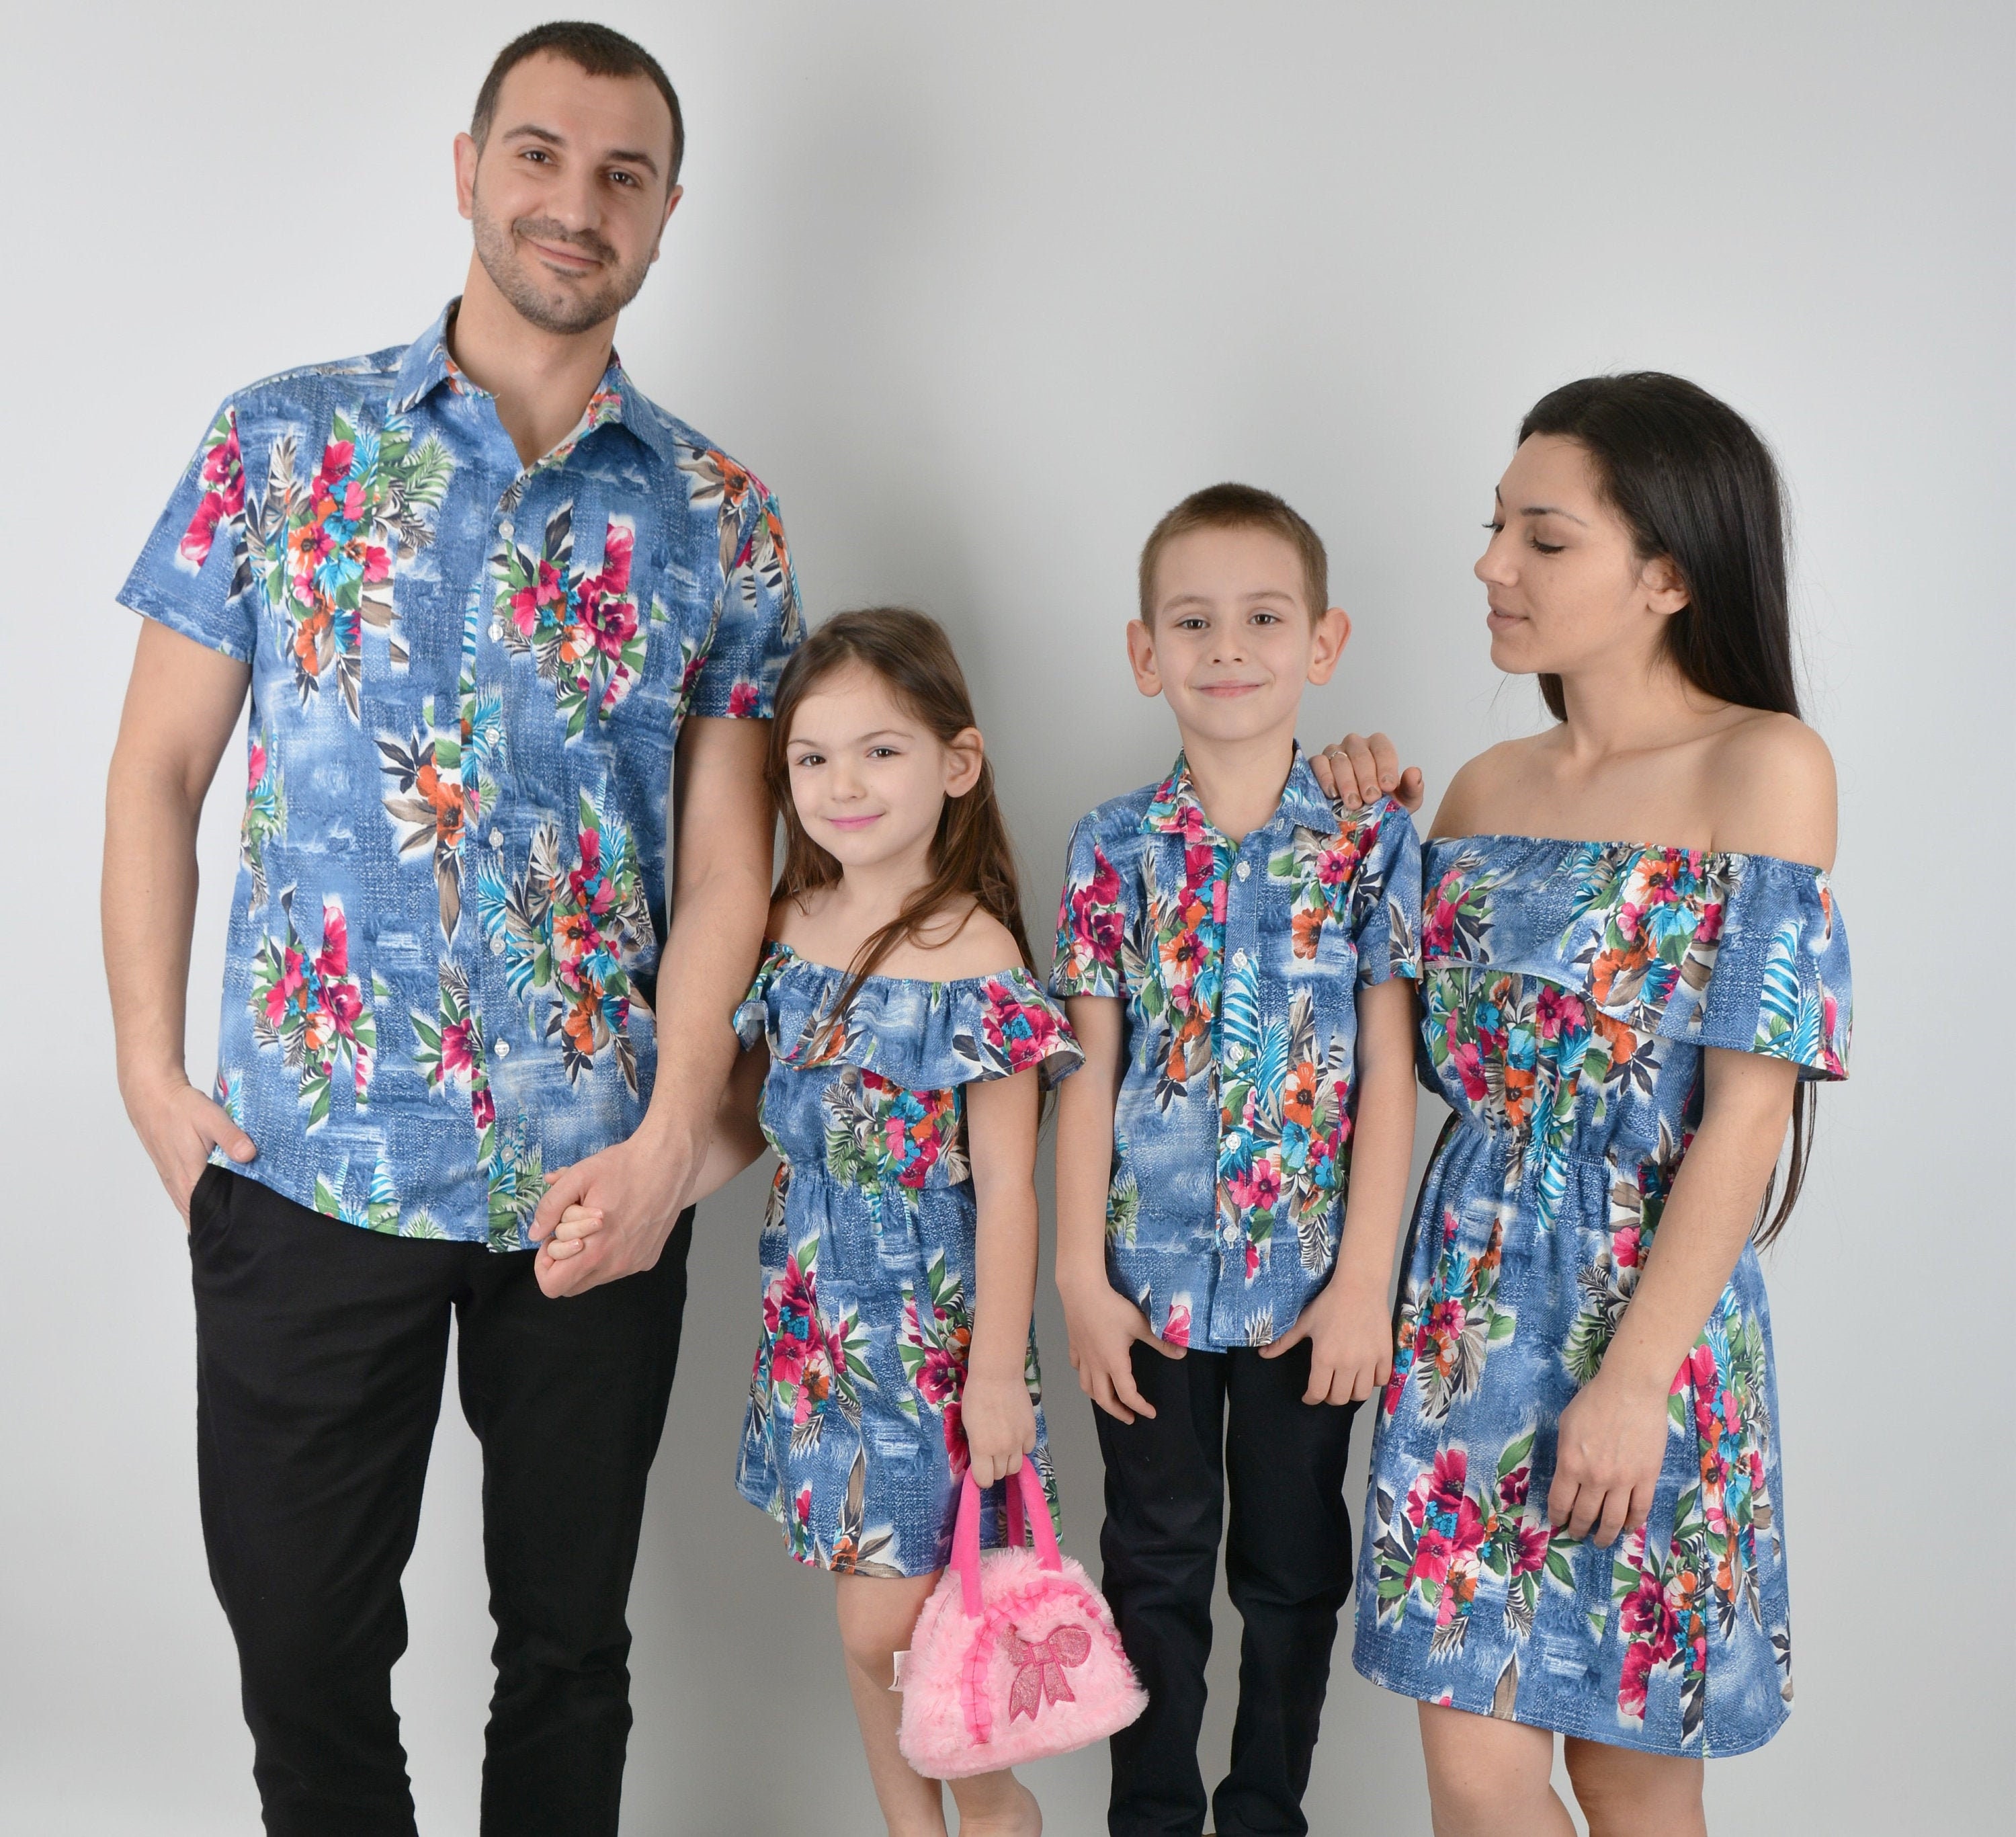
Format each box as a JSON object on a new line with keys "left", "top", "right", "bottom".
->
{"left": 1520, "top": 372, "right": 1811, "bottom": 1246}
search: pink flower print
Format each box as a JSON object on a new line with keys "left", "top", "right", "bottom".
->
{"left": 1245, "top": 1240, "right": 1261, "bottom": 1282}
{"left": 470, "top": 1084, "right": 496, "bottom": 1132}
{"left": 1162, "top": 1297, "right": 1192, "bottom": 1348}
{"left": 1533, "top": 985, "right": 1585, "bottom": 1043}
{"left": 942, "top": 1395, "right": 968, "bottom": 1478}
{"left": 247, "top": 737, "right": 267, "bottom": 792}
{"left": 178, "top": 408, "right": 246, "bottom": 567}
{"left": 727, "top": 680, "right": 761, "bottom": 717}
{"left": 1613, "top": 1223, "right": 1643, "bottom": 1270}
{"left": 981, "top": 981, "right": 1065, "bottom": 1074}
{"left": 1509, "top": 1520, "right": 1550, "bottom": 1578}
{"left": 1448, "top": 1036, "right": 1488, "bottom": 1102}
{"left": 438, "top": 1018, "right": 478, "bottom": 1078}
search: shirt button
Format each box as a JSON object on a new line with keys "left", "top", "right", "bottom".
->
{"left": 1232, "top": 949, "right": 1249, "bottom": 968}
{"left": 489, "top": 829, "right": 503, "bottom": 848}
{"left": 490, "top": 620, "right": 505, "bottom": 642}
{"left": 1236, "top": 861, "right": 1251, "bottom": 880}
{"left": 491, "top": 936, "right": 505, "bottom": 956}
{"left": 495, "top": 1039, "right": 511, "bottom": 1057}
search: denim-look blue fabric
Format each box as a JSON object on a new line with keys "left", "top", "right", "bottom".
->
{"left": 1352, "top": 835, "right": 1853, "bottom": 1756}
{"left": 1050, "top": 751, "right": 1423, "bottom": 1352}
{"left": 731, "top": 945, "right": 1080, "bottom": 1575}
{"left": 119, "top": 302, "right": 802, "bottom": 1246}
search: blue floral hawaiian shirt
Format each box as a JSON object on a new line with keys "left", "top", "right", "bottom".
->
{"left": 119, "top": 301, "right": 802, "bottom": 1247}
{"left": 1050, "top": 751, "right": 1422, "bottom": 1350}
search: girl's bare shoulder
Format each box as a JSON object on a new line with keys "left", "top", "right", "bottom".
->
{"left": 881, "top": 903, "right": 1028, "bottom": 983}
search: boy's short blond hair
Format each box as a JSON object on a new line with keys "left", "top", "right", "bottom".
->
{"left": 1138, "top": 483, "right": 1329, "bottom": 626}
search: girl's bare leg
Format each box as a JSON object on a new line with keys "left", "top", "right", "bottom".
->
{"left": 1419, "top": 1703, "right": 1577, "bottom": 1837}
{"left": 833, "top": 1571, "right": 1041, "bottom": 1836}
{"left": 1564, "top": 1737, "right": 1706, "bottom": 1837}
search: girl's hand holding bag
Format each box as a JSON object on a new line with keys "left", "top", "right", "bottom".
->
{"left": 897, "top": 1460, "right": 1146, "bottom": 1779}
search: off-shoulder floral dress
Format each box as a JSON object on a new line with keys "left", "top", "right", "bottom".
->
{"left": 1353, "top": 838, "right": 1852, "bottom": 1756}
{"left": 732, "top": 944, "right": 1082, "bottom": 1578}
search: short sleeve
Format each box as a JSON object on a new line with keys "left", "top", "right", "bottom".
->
{"left": 1679, "top": 860, "right": 1851, "bottom": 1079}
{"left": 688, "top": 470, "right": 803, "bottom": 719}
{"left": 1050, "top": 817, "right": 1130, "bottom": 999}
{"left": 948, "top": 973, "right": 1083, "bottom": 1090}
{"left": 1347, "top": 799, "right": 1423, "bottom": 987}
{"left": 117, "top": 399, "right": 258, "bottom": 663}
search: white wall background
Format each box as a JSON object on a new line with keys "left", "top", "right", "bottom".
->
{"left": 3, "top": 2, "right": 2006, "bottom": 1830}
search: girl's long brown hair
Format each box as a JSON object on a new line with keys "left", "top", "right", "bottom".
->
{"left": 767, "top": 608, "right": 1037, "bottom": 1026}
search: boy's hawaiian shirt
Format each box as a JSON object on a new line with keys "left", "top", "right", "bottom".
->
{"left": 1050, "top": 751, "right": 1422, "bottom": 1350}
{"left": 120, "top": 302, "right": 802, "bottom": 1248}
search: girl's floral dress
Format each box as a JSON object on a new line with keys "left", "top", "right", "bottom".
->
{"left": 732, "top": 944, "right": 1082, "bottom": 1577}
{"left": 1353, "top": 838, "right": 1852, "bottom": 1756}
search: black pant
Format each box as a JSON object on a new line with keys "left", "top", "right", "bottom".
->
{"left": 1096, "top": 1340, "right": 1358, "bottom": 1837}
{"left": 187, "top": 1167, "right": 691, "bottom": 1837}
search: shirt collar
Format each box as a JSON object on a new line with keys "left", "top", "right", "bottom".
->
{"left": 388, "top": 300, "right": 678, "bottom": 467}
{"left": 1140, "top": 745, "right": 1341, "bottom": 840}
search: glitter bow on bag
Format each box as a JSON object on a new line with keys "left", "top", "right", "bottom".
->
{"left": 896, "top": 1462, "right": 1146, "bottom": 1778}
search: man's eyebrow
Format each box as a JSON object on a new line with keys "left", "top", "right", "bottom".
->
{"left": 500, "top": 123, "right": 659, "bottom": 177}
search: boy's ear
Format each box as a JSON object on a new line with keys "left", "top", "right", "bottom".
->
{"left": 1125, "top": 618, "right": 1163, "bottom": 698}
{"left": 1304, "top": 605, "right": 1352, "bottom": 686}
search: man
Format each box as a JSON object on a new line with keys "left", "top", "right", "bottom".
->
{"left": 102, "top": 24, "right": 796, "bottom": 1835}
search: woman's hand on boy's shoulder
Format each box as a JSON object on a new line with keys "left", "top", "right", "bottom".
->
{"left": 1308, "top": 731, "right": 1424, "bottom": 814}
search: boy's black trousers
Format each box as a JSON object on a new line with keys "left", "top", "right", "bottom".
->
{"left": 1096, "top": 1337, "right": 1359, "bottom": 1837}
{"left": 185, "top": 1166, "right": 691, "bottom": 1837}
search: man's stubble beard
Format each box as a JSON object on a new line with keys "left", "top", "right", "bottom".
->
{"left": 469, "top": 188, "right": 654, "bottom": 335}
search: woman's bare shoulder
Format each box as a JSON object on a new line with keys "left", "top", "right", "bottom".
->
{"left": 1707, "top": 712, "right": 1837, "bottom": 868}
{"left": 1429, "top": 737, "right": 1550, "bottom": 840}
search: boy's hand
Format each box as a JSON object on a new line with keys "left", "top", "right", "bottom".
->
{"left": 1310, "top": 732, "right": 1424, "bottom": 815}
{"left": 1059, "top": 1273, "right": 1183, "bottom": 1424}
{"left": 1261, "top": 1274, "right": 1393, "bottom": 1405}
{"left": 961, "top": 1373, "right": 1038, "bottom": 1488}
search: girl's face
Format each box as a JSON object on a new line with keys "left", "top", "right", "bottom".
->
{"left": 1474, "top": 434, "right": 1687, "bottom": 682}
{"left": 784, "top": 664, "right": 984, "bottom": 876}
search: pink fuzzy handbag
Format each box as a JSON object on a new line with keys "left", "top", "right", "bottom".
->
{"left": 897, "top": 1461, "right": 1146, "bottom": 1779}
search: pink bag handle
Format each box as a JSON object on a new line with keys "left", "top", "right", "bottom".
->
{"left": 952, "top": 1461, "right": 1060, "bottom": 1617}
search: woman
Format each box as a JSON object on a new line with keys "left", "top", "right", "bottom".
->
{"left": 1350, "top": 374, "right": 1852, "bottom": 1836}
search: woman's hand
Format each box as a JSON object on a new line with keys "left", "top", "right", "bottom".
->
{"left": 960, "top": 1371, "right": 1038, "bottom": 1489}
{"left": 1548, "top": 1366, "right": 1673, "bottom": 1547}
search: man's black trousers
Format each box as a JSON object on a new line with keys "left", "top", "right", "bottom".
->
{"left": 1096, "top": 1338, "right": 1359, "bottom": 1837}
{"left": 187, "top": 1166, "right": 691, "bottom": 1837}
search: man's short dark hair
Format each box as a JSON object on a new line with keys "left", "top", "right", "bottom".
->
{"left": 472, "top": 22, "right": 685, "bottom": 186}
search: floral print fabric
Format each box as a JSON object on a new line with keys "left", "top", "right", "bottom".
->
{"left": 1353, "top": 835, "right": 1852, "bottom": 1754}
{"left": 1050, "top": 752, "right": 1422, "bottom": 1351}
{"left": 119, "top": 302, "right": 802, "bottom": 1246}
{"left": 732, "top": 945, "right": 1081, "bottom": 1576}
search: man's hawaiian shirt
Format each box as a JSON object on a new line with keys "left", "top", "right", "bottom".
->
{"left": 120, "top": 302, "right": 802, "bottom": 1248}
{"left": 1050, "top": 751, "right": 1421, "bottom": 1350}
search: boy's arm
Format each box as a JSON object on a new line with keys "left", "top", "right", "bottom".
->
{"left": 1260, "top": 975, "right": 1418, "bottom": 1403}
{"left": 1055, "top": 995, "right": 1181, "bottom": 1422}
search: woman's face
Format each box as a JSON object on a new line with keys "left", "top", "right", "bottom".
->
{"left": 1474, "top": 434, "right": 1686, "bottom": 681}
{"left": 784, "top": 663, "right": 982, "bottom": 875}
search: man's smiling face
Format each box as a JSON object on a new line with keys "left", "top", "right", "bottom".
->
{"left": 456, "top": 50, "right": 682, "bottom": 336}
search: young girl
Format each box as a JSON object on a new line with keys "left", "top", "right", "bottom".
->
{"left": 1350, "top": 375, "right": 1852, "bottom": 1836}
{"left": 559, "top": 608, "right": 1079, "bottom": 1835}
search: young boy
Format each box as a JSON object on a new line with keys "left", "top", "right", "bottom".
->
{"left": 1050, "top": 483, "right": 1422, "bottom": 1837}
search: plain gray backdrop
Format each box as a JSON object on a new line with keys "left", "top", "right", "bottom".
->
{"left": 3, "top": 2, "right": 2007, "bottom": 1830}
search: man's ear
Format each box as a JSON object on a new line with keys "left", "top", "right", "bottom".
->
{"left": 454, "top": 132, "right": 480, "bottom": 222}
{"left": 1641, "top": 555, "right": 1690, "bottom": 618}
{"left": 1125, "top": 618, "right": 1162, "bottom": 698}
{"left": 945, "top": 727, "right": 985, "bottom": 798}
{"left": 1304, "top": 605, "right": 1352, "bottom": 686}
{"left": 650, "top": 183, "right": 685, "bottom": 264}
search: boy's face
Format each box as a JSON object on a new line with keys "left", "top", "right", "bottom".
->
{"left": 1128, "top": 524, "right": 1348, "bottom": 747}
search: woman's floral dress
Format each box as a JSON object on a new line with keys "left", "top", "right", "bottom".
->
{"left": 732, "top": 943, "right": 1082, "bottom": 1578}
{"left": 1352, "top": 838, "right": 1852, "bottom": 1755}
